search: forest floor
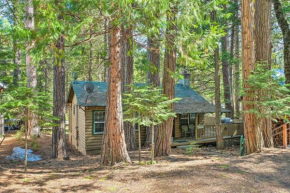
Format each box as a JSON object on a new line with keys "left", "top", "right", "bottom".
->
{"left": 1, "top": 131, "right": 290, "bottom": 193}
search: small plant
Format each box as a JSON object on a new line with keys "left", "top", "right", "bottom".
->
{"left": 73, "top": 172, "right": 81, "bottom": 175}
{"left": 185, "top": 142, "right": 200, "bottom": 156}
{"left": 15, "top": 127, "right": 25, "bottom": 141}
{"left": 107, "top": 186, "right": 118, "bottom": 192}
{"left": 146, "top": 160, "right": 157, "bottom": 165}
{"left": 99, "top": 177, "right": 107, "bottom": 182}
{"left": 30, "top": 135, "right": 40, "bottom": 151}
{"left": 49, "top": 172, "right": 56, "bottom": 178}
{"left": 84, "top": 175, "right": 93, "bottom": 180}
{"left": 137, "top": 161, "right": 146, "bottom": 165}
{"left": 221, "top": 174, "right": 228, "bottom": 178}
{"left": 23, "top": 178, "right": 30, "bottom": 182}
{"left": 220, "top": 164, "right": 229, "bottom": 169}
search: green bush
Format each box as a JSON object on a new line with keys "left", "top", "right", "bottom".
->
{"left": 15, "top": 127, "right": 25, "bottom": 141}
{"left": 30, "top": 135, "right": 40, "bottom": 150}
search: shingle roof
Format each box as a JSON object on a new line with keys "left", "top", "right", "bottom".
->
{"left": 67, "top": 81, "right": 230, "bottom": 114}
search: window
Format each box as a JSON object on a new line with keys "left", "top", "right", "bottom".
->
{"left": 93, "top": 111, "right": 105, "bottom": 134}
{"left": 135, "top": 123, "right": 139, "bottom": 131}
{"left": 73, "top": 105, "right": 75, "bottom": 115}
{"left": 189, "top": 113, "right": 195, "bottom": 124}
{"left": 180, "top": 114, "right": 189, "bottom": 125}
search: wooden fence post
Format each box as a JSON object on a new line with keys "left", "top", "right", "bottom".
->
{"left": 283, "top": 124, "right": 287, "bottom": 149}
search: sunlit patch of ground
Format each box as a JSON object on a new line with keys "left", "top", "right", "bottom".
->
{"left": 1, "top": 132, "right": 290, "bottom": 193}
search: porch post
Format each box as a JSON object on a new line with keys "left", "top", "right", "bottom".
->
{"left": 283, "top": 124, "right": 287, "bottom": 149}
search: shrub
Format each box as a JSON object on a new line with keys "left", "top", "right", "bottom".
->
{"left": 30, "top": 135, "right": 40, "bottom": 150}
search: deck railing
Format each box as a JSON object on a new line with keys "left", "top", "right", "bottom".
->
{"left": 195, "top": 123, "right": 244, "bottom": 140}
{"left": 272, "top": 123, "right": 290, "bottom": 148}
{"left": 196, "top": 125, "right": 216, "bottom": 139}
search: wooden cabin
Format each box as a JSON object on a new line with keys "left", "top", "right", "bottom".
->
{"left": 66, "top": 72, "right": 230, "bottom": 155}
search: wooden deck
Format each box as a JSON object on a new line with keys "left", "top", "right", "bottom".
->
{"left": 171, "top": 135, "right": 242, "bottom": 147}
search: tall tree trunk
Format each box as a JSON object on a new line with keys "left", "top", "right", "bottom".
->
{"left": 273, "top": 0, "right": 290, "bottom": 84}
{"left": 145, "top": 36, "right": 160, "bottom": 147}
{"left": 234, "top": 0, "right": 240, "bottom": 119}
{"left": 122, "top": 28, "right": 136, "bottom": 151}
{"left": 104, "top": 19, "right": 109, "bottom": 82}
{"left": 213, "top": 11, "right": 224, "bottom": 149}
{"left": 13, "top": 43, "right": 20, "bottom": 87}
{"left": 44, "top": 60, "right": 49, "bottom": 93}
{"left": 155, "top": 7, "right": 176, "bottom": 157}
{"left": 88, "top": 28, "right": 93, "bottom": 81}
{"left": 230, "top": 20, "right": 235, "bottom": 109}
{"left": 25, "top": 0, "right": 40, "bottom": 136}
{"left": 254, "top": 0, "right": 273, "bottom": 148}
{"left": 221, "top": 15, "right": 234, "bottom": 118}
{"left": 147, "top": 37, "right": 160, "bottom": 86}
{"left": 52, "top": 2, "right": 68, "bottom": 160}
{"left": 100, "top": 25, "right": 131, "bottom": 165}
{"left": 241, "top": 0, "right": 260, "bottom": 154}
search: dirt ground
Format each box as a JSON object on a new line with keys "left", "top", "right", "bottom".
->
{"left": 1, "top": 131, "right": 290, "bottom": 193}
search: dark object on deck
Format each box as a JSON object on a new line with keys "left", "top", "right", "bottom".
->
{"left": 221, "top": 117, "right": 233, "bottom": 123}
{"left": 175, "top": 140, "right": 188, "bottom": 143}
{"left": 240, "top": 135, "right": 246, "bottom": 156}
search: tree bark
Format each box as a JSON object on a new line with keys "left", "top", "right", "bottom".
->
{"left": 241, "top": 0, "right": 260, "bottom": 154}
{"left": 100, "top": 25, "right": 131, "bottom": 165}
{"left": 145, "top": 36, "right": 160, "bottom": 147}
{"left": 122, "top": 28, "right": 136, "bottom": 151}
{"left": 25, "top": 0, "right": 40, "bottom": 137}
{"left": 230, "top": 21, "right": 235, "bottom": 106}
{"left": 13, "top": 44, "right": 20, "bottom": 87}
{"left": 88, "top": 28, "right": 93, "bottom": 81}
{"left": 155, "top": 7, "right": 176, "bottom": 157}
{"left": 104, "top": 19, "right": 109, "bottom": 82}
{"left": 213, "top": 10, "right": 224, "bottom": 149}
{"left": 234, "top": 0, "right": 240, "bottom": 119}
{"left": 52, "top": 2, "right": 68, "bottom": 159}
{"left": 254, "top": 0, "right": 274, "bottom": 148}
{"left": 147, "top": 37, "right": 160, "bottom": 86}
{"left": 273, "top": 0, "right": 290, "bottom": 84}
{"left": 221, "top": 16, "right": 234, "bottom": 118}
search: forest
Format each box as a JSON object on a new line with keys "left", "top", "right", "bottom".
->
{"left": 0, "top": 0, "right": 290, "bottom": 192}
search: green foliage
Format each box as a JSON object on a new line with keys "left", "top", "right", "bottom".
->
{"left": 30, "top": 136, "right": 41, "bottom": 151}
{"left": 15, "top": 128, "right": 25, "bottom": 141}
{"left": 0, "top": 84, "right": 57, "bottom": 128}
{"left": 123, "top": 84, "right": 179, "bottom": 127}
{"left": 185, "top": 143, "right": 200, "bottom": 156}
{"left": 243, "top": 63, "right": 290, "bottom": 121}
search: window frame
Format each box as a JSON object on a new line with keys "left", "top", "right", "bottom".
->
{"left": 92, "top": 110, "right": 105, "bottom": 135}
{"left": 180, "top": 114, "right": 189, "bottom": 126}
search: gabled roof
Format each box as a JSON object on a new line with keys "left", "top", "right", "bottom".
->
{"left": 67, "top": 81, "right": 230, "bottom": 114}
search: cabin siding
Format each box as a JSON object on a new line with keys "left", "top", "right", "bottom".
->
{"left": 70, "top": 95, "right": 86, "bottom": 155}
{"left": 199, "top": 114, "right": 205, "bottom": 125}
{"left": 78, "top": 105, "right": 86, "bottom": 155}
{"left": 68, "top": 105, "right": 72, "bottom": 143}
{"left": 135, "top": 125, "right": 146, "bottom": 146}
{"left": 175, "top": 115, "right": 182, "bottom": 138}
{"left": 85, "top": 106, "right": 106, "bottom": 155}
{"left": 85, "top": 107, "right": 147, "bottom": 155}
{"left": 71, "top": 95, "right": 77, "bottom": 149}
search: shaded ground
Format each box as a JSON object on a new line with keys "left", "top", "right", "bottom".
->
{"left": 1, "top": 132, "right": 290, "bottom": 193}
